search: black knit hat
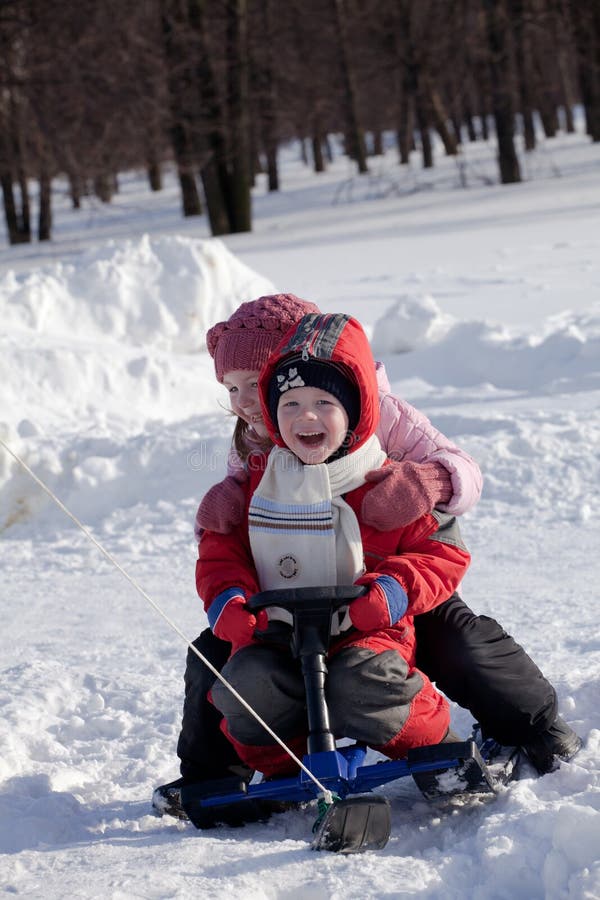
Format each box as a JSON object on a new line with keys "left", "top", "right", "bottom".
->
{"left": 268, "top": 356, "right": 360, "bottom": 431}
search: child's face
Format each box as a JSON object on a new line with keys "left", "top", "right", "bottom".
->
{"left": 222, "top": 369, "right": 269, "bottom": 438}
{"left": 277, "top": 386, "right": 350, "bottom": 464}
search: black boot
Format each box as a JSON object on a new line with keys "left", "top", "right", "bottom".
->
{"left": 152, "top": 766, "right": 253, "bottom": 820}
{"left": 152, "top": 776, "right": 193, "bottom": 819}
{"left": 522, "top": 715, "right": 582, "bottom": 775}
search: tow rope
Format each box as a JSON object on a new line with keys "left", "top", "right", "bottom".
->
{"left": 0, "top": 436, "right": 334, "bottom": 804}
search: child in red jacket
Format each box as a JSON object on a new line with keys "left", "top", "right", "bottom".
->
{"left": 196, "top": 313, "right": 471, "bottom": 777}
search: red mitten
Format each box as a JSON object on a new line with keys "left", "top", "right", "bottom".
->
{"left": 207, "top": 588, "right": 268, "bottom": 649}
{"left": 195, "top": 472, "right": 248, "bottom": 538}
{"left": 361, "top": 460, "right": 453, "bottom": 530}
{"left": 349, "top": 573, "right": 409, "bottom": 632}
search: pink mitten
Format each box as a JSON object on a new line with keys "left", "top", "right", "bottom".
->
{"left": 361, "top": 460, "right": 453, "bottom": 530}
{"left": 195, "top": 472, "right": 248, "bottom": 537}
{"left": 349, "top": 573, "right": 408, "bottom": 632}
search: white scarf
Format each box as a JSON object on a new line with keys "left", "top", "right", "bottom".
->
{"left": 249, "top": 435, "right": 386, "bottom": 618}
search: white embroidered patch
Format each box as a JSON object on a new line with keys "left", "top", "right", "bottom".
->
{"left": 277, "top": 367, "right": 305, "bottom": 393}
{"left": 279, "top": 555, "right": 299, "bottom": 579}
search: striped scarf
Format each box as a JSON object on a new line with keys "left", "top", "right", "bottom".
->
{"left": 248, "top": 435, "right": 386, "bottom": 598}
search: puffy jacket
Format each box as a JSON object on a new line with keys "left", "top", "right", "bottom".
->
{"left": 374, "top": 363, "right": 482, "bottom": 516}
{"left": 224, "top": 361, "right": 482, "bottom": 516}
{"left": 198, "top": 314, "right": 470, "bottom": 646}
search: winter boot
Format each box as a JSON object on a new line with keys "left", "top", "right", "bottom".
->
{"left": 521, "top": 715, "right": 582, "bottom": 775}
{"left": 152, "top": 776, "right": 192, "bottom": 819}
{"left": 152, "top": 766, "right": 253, "bottom": 821}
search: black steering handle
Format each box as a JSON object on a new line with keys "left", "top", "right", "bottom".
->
{"left": 247, "top": 585, "right": 365, "bottom": 613}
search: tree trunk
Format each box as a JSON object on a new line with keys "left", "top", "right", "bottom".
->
{"left": 416, "top": 102, "right": 434, "bottom": 168}
{"left": 482, "top": 0, "right": 521, "bottom": 183}
{"left": 451, "top": 113, "right": 463, "bottom": 146}
{"left": 38, "top": 167, "right": 52, "bottom": 241}
{"left": 200, "top": 162, "right": 232, "bottom": 234}
{"left": 178, "top": 168, "right": 202, "bottom": 216}
{"left": 464, "top": 98, "right": 478, "bottom": 141}
{"left": 548, "top": 0, "right": 576, "bottom": 133}
{"left": 299, "top": 137, "right": 309, "bottom": 165}
{"left": 481, "top": 112, "right": 490, "bottom": 141}
{"left": 397, "top": 85, "right": 413, "bottom": 164}
{"left": 160, "top": 1, "right": 203, "bottom": 217}
{"left": 538, "top": 106, "right": 558, "bottom": 138}
{"left": 171, "top": 119, "right": 202, "bottom": 215}
{"left": 410, "top": 64, "right": 433, "bottom": 168}
{"left": 147, "top": 160, "right": 163, "bottom": 191}
{"left": 508, "top": 0, "right": 536, "bottom": 150}
{"left": 371, "top": 130, "right": 384, "bottom": 156}
{"left": 185, "top": 0, "right": 251, "bottom": 233}
{"left": 570, "top": 4, "right": 600, "bottom": 140}
{"left": 254, "top": 0, "right": 279, "bottom": 192}
{"left": 93, "top": 173, "right": 114, "bottom": 203}
{"left": 331, "top": 0, "right": 368, "bottom": 173}
{"left": 265, "top": 146, "right": 278, "bottom": 191}
{"left": 68, "top": 171, "right": 82, "bottom": 209}
{"left": 18, "top": 170, "right": 31, "bottom": 236}
{"left": 428, "top": 83, "right": 458, "bottom": 155}
{"left": 1, "top": 172, "right": 31, "bottom": 244}
{"left": 312, "top": 135, "right": 325, "bottom": 172}
{"left": 224, "top": 0, "right": 251, "bottom": 232}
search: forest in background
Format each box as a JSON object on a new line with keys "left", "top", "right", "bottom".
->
{"left": 0, "top": 0, "right": 599, "bottom": 245}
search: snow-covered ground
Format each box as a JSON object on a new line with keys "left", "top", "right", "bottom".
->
{"left": 1, "top": 128, "right": 599, "bottom": 899}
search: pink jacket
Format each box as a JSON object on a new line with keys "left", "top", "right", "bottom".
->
{"left": 372, "top": 363, "right": 482, "bottom": 516}
{"left": 225, "top": 362, "right": 482, "bottom": 517}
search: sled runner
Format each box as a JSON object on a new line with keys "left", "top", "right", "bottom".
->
{"left": 177, "top": 586, "right": 515, "bottom": 853}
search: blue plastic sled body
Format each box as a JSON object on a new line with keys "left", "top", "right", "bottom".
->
{"left": 193, "top": 738, "right": 495, "bottom": 811}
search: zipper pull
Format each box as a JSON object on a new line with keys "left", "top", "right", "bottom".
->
{"left": 302, "top": 346, "right": 310, "bottom": 361}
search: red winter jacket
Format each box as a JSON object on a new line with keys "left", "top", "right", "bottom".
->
{"left": 197, "top": 313, "right": 470, "bottom": 654}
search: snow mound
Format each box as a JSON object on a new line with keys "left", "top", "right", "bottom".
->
{"left": 377, "top": 299, "right": 600, "bottom": 393}
{"left": 1, "top": 234, "right": 274, "bottom": 352}
{"left": 0, "top": 235, "right": 274, "bottom": 531}
{"left": 371, "top": 294, "right": 454, "bottom": 354}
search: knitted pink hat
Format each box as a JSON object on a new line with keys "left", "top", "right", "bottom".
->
{"left": 206, "top": 293, "right": 321, "bottom": 382}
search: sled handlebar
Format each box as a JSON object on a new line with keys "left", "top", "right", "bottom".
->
{"left": 247, "top": 585, "right": 365, "bottom": 613}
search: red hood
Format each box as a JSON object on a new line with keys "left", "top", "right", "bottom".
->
{"left": 258, "top": 313, "right": 380, "bottom": 452}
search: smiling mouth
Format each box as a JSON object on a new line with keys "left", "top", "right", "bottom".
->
{"left": 297, "top": 431, "right": 326, "bottom": 446}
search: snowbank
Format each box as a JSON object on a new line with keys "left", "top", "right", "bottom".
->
{"left": 1, "top": 234, "right": 274, "bottom": 351}
{"left": 373, "top": 294, "right": 600, "bottom": 394}
{"left": 0, "top": 235, "right": 274, "bottom": 531}
{"left": 3, "top": 272, "right": 600, "bottom": 533}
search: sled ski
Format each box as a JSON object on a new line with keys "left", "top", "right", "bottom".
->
{"left": 166, "top": 586, "right": 517, "bottom": 853}
{"left": 410, "top": 731, "right": 521, "bottom": 800}
{"left": 311, "top": 795, "right": 391, "bottom": 853}
{"left": 410, "top": 740, "right": 495, "bottom": 799}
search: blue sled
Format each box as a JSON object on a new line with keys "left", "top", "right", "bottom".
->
{"left": 192, "top": 738, "right": 494, "bottom": 810}
{"left": 181, "top": 587, "right": 499, "bottom": 852}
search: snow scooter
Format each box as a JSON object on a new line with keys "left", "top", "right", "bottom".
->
{"left": 179, "top": 586, "right": 514, "bottom": 853}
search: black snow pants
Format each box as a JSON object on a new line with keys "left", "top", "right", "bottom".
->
{"left": 176, "top": 593, "right": 558, "bottom": 780}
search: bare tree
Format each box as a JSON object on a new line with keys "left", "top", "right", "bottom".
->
{"left": 1, "top": 0, "right": 598, "bottom": 247}
{"left": 481, "top": 0, "right": 522, "bottom": 182}
{"left": 568, "top": 1, "right": 600, "bottom": 140}
{"left": 330, "top": 0, "right": 369, "bottom": 172}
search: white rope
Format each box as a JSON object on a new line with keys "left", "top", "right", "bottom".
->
{"left": 0, "top": 437, "right": 333, "bottom": 804}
